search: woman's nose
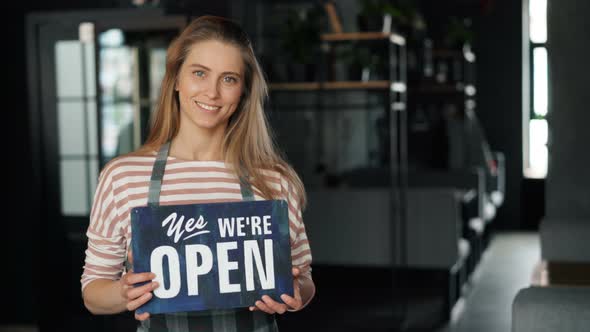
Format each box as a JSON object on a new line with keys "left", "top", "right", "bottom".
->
{"left": 204, "top": 79, "right": 220, "bottom": 99}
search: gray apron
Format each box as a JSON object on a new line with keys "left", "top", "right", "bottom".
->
{"left": 131, "top": 142, "right": 279, "bottom": 332}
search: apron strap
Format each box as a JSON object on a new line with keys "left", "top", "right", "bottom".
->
{"left": 147, "top": 141, "right": 255, "bottom": 204}
{"left": 148, "top": 141, "right": 171, "bottom": 207}
{"left": 239, "top": 174, "right": 255, "bottom": 201}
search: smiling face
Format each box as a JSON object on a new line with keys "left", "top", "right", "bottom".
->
{"left": 175, "top": 39, "right": 245, "bottom": 136}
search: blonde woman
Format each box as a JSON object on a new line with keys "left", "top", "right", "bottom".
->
{"left": 81, "top": 15, "right": 314, "bottom": 331}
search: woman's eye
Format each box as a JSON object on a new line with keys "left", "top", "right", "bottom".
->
{"left": 223, "top": 76, "right": 237, "bottom": 84}
{"left": 194, "top": 70, "right": 205, "bottom": 77}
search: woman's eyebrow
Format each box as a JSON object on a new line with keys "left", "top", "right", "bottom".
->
{"left": 223, "top": 71, "right": 242, "bottom": 78}
{"left": 188, "top": 63, "right": 241, "bottom": 78}
{"left": 188, "top": 63, "right": 210, "bottom": 71}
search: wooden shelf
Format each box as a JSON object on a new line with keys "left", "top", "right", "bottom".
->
{"left": 269, "top": 80, "right": 391, "bottom": 91}
{"left": 321, "top": 32, "right": 406, "bottom": 45}
{"left": 321, "top": 32, "right": 388, "bottom": 41}
{"left": 269, "top": 82, "right": 320, "bottom": 91}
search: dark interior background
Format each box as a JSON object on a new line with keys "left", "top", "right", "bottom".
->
{"left": 9, "top": 0, "right": 587, "bottom": 328}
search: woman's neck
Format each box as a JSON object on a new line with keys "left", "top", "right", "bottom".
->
{"left": 170, "top": 125, "right": 226, "bottom": 161}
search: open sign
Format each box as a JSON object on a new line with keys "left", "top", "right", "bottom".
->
{"left": 131, "top": 200, "right": 293, "bottom": 314}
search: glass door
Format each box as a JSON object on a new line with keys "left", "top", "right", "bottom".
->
{"left": 96, "top": 27, "right": 180, "bottom": 167}
{"left": 27, "top": 9, "right": 185, "bottom": 331}
{"left": 34, "top": 19, "right": 104, "bottom": 330}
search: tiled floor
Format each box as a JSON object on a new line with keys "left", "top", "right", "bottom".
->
{"left": 437, "top": 232, "right": 540, "bottom": 332}
{"left": 278, "top": 231, "right": 541, "bottom": 332}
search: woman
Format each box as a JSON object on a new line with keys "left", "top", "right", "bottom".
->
{"left": 81, "top": 15, "right": 314, "bottom": 331}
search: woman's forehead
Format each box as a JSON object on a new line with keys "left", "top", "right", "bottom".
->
{"left": 183, "top": 40, "right": 244, "bottom": 74}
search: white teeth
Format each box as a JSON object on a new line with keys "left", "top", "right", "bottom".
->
{"left": 196, "top": 102, "right": 220, "bottom": 111}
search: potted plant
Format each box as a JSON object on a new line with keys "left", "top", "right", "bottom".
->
{"left": 357, "top": 0, "right": 427, "bottom": 38}
{"left": 280, "top": 6, "right": 323, "bottom": 82}
{"left": 443, "top": 16, "right": 474, "bottom": 48}
{"left": 330, "top": 43, "right": 386, "bottom": 81}
{"left": 357, "top": 0, "right": 409, "bottom": 32}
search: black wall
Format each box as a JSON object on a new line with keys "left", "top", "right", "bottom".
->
{"left": 474, "top": 0, "right": 524, "bottom": 229}
{"left": 7, "top": 2, "right": 107, "bottom": 326}
{"left": 417, "top": 0, "right": 528, "bottom": 230}
{"left": 545, "top": 0, "right": 590, "bottom": 219}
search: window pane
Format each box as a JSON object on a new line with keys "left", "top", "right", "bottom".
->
{"left": 99, "top": 29, "right": 125, "bottom": 48}
{"left": 84, "top": 42, "right": 96, "bottom": 97}
{"left": 533, "top": 47, "right": 548, "bottom": 116}
{"left": 99, "top": 46, "right": 134, "bottom": 102}
{"left": 149, "top": 48, "right": 167, "bottom": 104}
{"left": 528, "top": 119, "right": 548, "bottom": 178}
{"left": 58, "top": 101, "right": 85, "bottom": 155}
{"left": 60, "top": 159, "right": 89, "bottom": 216}
{"left": 101, "top": 102, "right": 135, "bottom": 161}
{"left": 530, "top": 119, "right": 548, "bottom": 145}
{"left": 530, "top": 0, "right": 547, "bottom": 43}
{"left": 529, "top": 144, "right": 548, "bottom": 178}
{"left": 55, "top": 41, "right": 83, "bottom": 98}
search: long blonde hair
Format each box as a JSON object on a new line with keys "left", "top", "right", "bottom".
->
{"left": 137, "top": 15, "right": 306, "bottom": 208}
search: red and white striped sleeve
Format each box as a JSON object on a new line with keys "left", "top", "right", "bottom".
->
{"left": 80, "top": 162, "right": 127, "bottom": 291}
{"left": 281, "top": 178, "right": 313, "bottom": 281}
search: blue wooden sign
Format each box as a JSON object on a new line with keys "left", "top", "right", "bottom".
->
{"left": 130, "top": 200, "right": 293, "bottom": 314}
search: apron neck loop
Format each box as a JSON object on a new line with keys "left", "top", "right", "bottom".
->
{"left": 147, "top": 141, "right": 255, "bottom": 204}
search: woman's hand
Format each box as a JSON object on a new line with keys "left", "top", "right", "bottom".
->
{"left": 120, "top": 250, "right": 158, "bottom": 321}
{"left": 248, "top": 267, "right": 304, "bottom": 314}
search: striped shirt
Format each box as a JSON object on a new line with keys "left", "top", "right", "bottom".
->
{"left": 81, "top": 154, "right": 313, "bottom": 296}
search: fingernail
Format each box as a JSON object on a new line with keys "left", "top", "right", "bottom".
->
{"left": 151, "top": 273, "right": 156, "bottom": 278}
{"left": 280, "top": 294, "right": 288, "bottom": 301}
{"left": 152, "top": 282, "right": 159, "bottom": 289}
{"left": 249, "top": 306, "right": 254, "bottom": 311}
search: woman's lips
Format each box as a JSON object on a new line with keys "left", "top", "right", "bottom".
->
{"left": 195, "top": 101, "right": 221, "bottom": 112}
